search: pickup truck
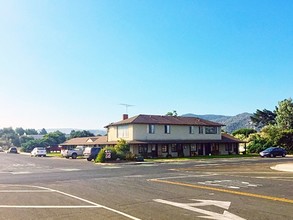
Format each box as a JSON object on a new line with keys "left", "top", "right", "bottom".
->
{"left": 61, "top": 146, "right": 84, "bottom": 159}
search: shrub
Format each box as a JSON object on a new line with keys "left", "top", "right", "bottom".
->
{"left": 95, "top": 146, "right": 117, "bottom": 163}
{"left": 247, "top": 134, "right": 275, "bottom": 153}
{"left": 125, "top": 152, "right": 136, "bottom": 161}
{"left": 115, "top": 139, "right": 130, "bottom": 153}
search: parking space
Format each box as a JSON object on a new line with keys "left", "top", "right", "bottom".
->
{"left": 0, "top": 184, "right": 140, "bottom": 220}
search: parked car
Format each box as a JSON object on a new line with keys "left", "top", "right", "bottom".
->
{"left": 61, "top": 146, "right": 84, "bottom": 159}
{"left": 84, "top": 147, "right": 101, "bottom": 161}
{"left": 7, "top": 147, "right": 18, "bottom": 153}
{"left": 259, "top": 147, "right": 286, "bottom": 158}
{"left": 31, "top": 147, "right": 47, "bottom": 157}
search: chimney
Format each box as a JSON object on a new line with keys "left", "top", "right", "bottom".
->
{"left": 123, "top": 114, "right": 128, "bottom": 120}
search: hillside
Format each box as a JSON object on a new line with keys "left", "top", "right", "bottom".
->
{"left": 182, "top": 113, "right": 253, "bottom": 133}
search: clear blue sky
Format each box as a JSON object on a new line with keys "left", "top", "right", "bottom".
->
{"left": 0, "top": 0, "right": 292, "bottom": 130}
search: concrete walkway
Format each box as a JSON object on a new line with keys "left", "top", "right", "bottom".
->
{"left": 271, "top": 163, "right": 293, "bottom": 172}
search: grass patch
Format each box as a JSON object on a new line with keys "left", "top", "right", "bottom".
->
{"left": 47, "top": 152, "right": 62, "bottom": 157}
{"left": 144, "top": 154, "right": 258, "bottom": 162}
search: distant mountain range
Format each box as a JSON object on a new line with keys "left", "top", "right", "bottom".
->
{"left": 182, "top": 113, "right": 254, "bottom": 133}
{"left": 45, "top": 113, "right": 253, "bottom": 135}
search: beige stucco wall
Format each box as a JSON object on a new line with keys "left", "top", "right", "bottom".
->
{"left": 107, "top": 125, "right": 134, "bottom": 141}
{"left": 108, "top": 124, "right": 222, "bottom": 141}
{"left": 132, "top": 124, "right": 221, "bottom": 140}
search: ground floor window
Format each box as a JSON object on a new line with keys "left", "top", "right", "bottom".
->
{"left": 161, "top": 145, "right": 168, "bottom": 153}
{"left": 171, "top": 144, "right": 177, "bottom": 152}
{"left": 138, "top": 145, "right": 148, "bottom": 154}
{"left": 190, "top": 144, "right": 197, "bottom": 151}
{"left": 225, "top": 144, "right": 233, "bottom": 152}
{"left": 190, "top": 144, "right": 197, "bottom": 156}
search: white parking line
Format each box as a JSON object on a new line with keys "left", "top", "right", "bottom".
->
{"left": 11, "top": 171, "right": 32, "bottom": 175}
{"left": 0, "top": 205, "right": 100, "bottom": 208}
{"left": 102, "top": 166, "right": 122, "bottom": 169}
{"left": 147, "top": 174, "right": 217, "bottom": 181}
{"left": 0, "top": 185, "right": 141, "bottom": 220}
{"left": 59, "top": 168, "right": 81, "bottom": 171}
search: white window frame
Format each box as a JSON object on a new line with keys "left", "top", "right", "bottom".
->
{"left": 117, "top": 125, "right": 129, "bottom": 138}
{"left": 205, "top": 126, "right": 217, "bottom": 134}
{"left": 164, "top": 125, "right": 171, "bottom": 134}
{"left": 189, "top": 126, "right": 195, "bottom": 134}
{"left": 148, "top": 124, "right": 155, "bottom": 134}
{"left": 199, "top": 126, "right": 204, "bottom": 134}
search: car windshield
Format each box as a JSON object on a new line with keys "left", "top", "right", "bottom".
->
{"left": 263, "top": 147, "right": 275, "bottom": 152}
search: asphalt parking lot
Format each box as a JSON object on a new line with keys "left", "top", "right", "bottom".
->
{"left": 0, "top": 153, "right": 292, "bottom": 219}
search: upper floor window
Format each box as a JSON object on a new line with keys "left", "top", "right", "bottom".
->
{"left": 205, "top": 126, "right": 217, "bottom": 134}
{"left": 199, "top": 126, "right": 203, "bottom": 134}
{"left": 189, "top": 126, "right": 195, "bottom": 134}
{"left": 117, "top": 125, "right": 129, "bottom": 138}
{"left": 148, "top": 124, "right": 155, "bottom": 134}
{"left": 164, "top": 125, "right": 170, "bottom": 134}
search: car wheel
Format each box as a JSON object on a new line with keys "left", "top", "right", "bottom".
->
{"left": 87, "top": 158, "right": 92, "bottom": 161}
{"left": 282, "top": 154, "right": 286, "bottom": 157}
{"left": 270, "top": 154, "right": 274, "bottom": 158}
{"left": 72, "top": 153, "right": 77, "bottom": 159}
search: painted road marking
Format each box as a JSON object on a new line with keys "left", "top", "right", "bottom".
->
{"left": 154, "top": 199, "right": 246, "bottom": 220}
{"left": 102, "top": 166, "right": 122, "bottom": 169}
{"left": 59, "top": 168, "right": 81, "bottom": 171}
{"left": 197, "top": 180, "right": 261, "bottom": 189}
{"left": 148, "top": 174, "right": 217, "bottom": 181}
{"left": 150, "top": 179, "right": 293, "bottom": 204}
{"left": 0, "top": 185, "right": 141, "bottom": 220}
{"left": 124, "top": 175, "right": 144, "bottom": 178}
{"left": 11, "top": 171, "right": 32, "bottom": 175}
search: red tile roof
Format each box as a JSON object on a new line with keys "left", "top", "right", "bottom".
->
{"left": 105, "top": 114, "right": 224, "bottom": 127}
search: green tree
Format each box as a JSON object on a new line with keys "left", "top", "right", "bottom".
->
{"left": 39, "top": 128, "right": 47, "bottom": 135}
{"left": 15, "top": 127, "right": 25, "bottom": 136}
{"left": 232, "top": 128, "right": 257, "bottom": 137}
{"left": 25, "top": 129, "right": 38, "bottom": 135}
{"left": 69, "top": 130, "right": 95, "bottom": 139}
{"left": 43, "top": 131, "right": 66, "bottom": 145}
{"left": 21, "top": 131, "right": 66, "bottom": 152}
{"left": 277, "top": 130, "right": 293, "bottom": 153}
{"left": 21, "top": 139, "right": 46, "bottom": 152}
{"left": 166, "top": 110, "right": 178, "bottom": 116}
{"left": 20, "top": 136, "right": 34, "bottom": 145}
{"left": 261, "top": 125, "right": 282, "bottom": 146}
{"left": 247, "top": 133, "right": 274, "bottom": 153}
{"left": 250, "top": 109, "right": 276, "bottom": 129}
{"left": 275, "top": 98, "right": 293, "bottom": 129}
{"left": 0, "top": 127, "right": 20, "bottom": 147}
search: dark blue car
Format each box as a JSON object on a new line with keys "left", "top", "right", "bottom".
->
{"left": 84, "top": 147, "right": 101, "bottom": 161}
{"left": 259, "top": 147, "right": 286, "bottom": 158}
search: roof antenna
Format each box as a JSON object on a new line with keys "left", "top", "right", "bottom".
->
{"left": 119, "top": 103, "right": 134, "bottom": 113}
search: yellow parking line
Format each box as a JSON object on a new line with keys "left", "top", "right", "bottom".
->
{"left": 150, "top": 179, "right": 293, "bottom": 204}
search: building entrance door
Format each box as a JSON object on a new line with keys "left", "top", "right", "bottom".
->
{"left": 205, "top": 144, "right": 212, "bottom": 155}
{"left": 176, "top": 144, "right": 184, "bottom": 157}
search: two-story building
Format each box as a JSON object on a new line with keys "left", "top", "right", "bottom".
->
{"left": 105, "top": 114, "right": 242, "bottom": 158}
